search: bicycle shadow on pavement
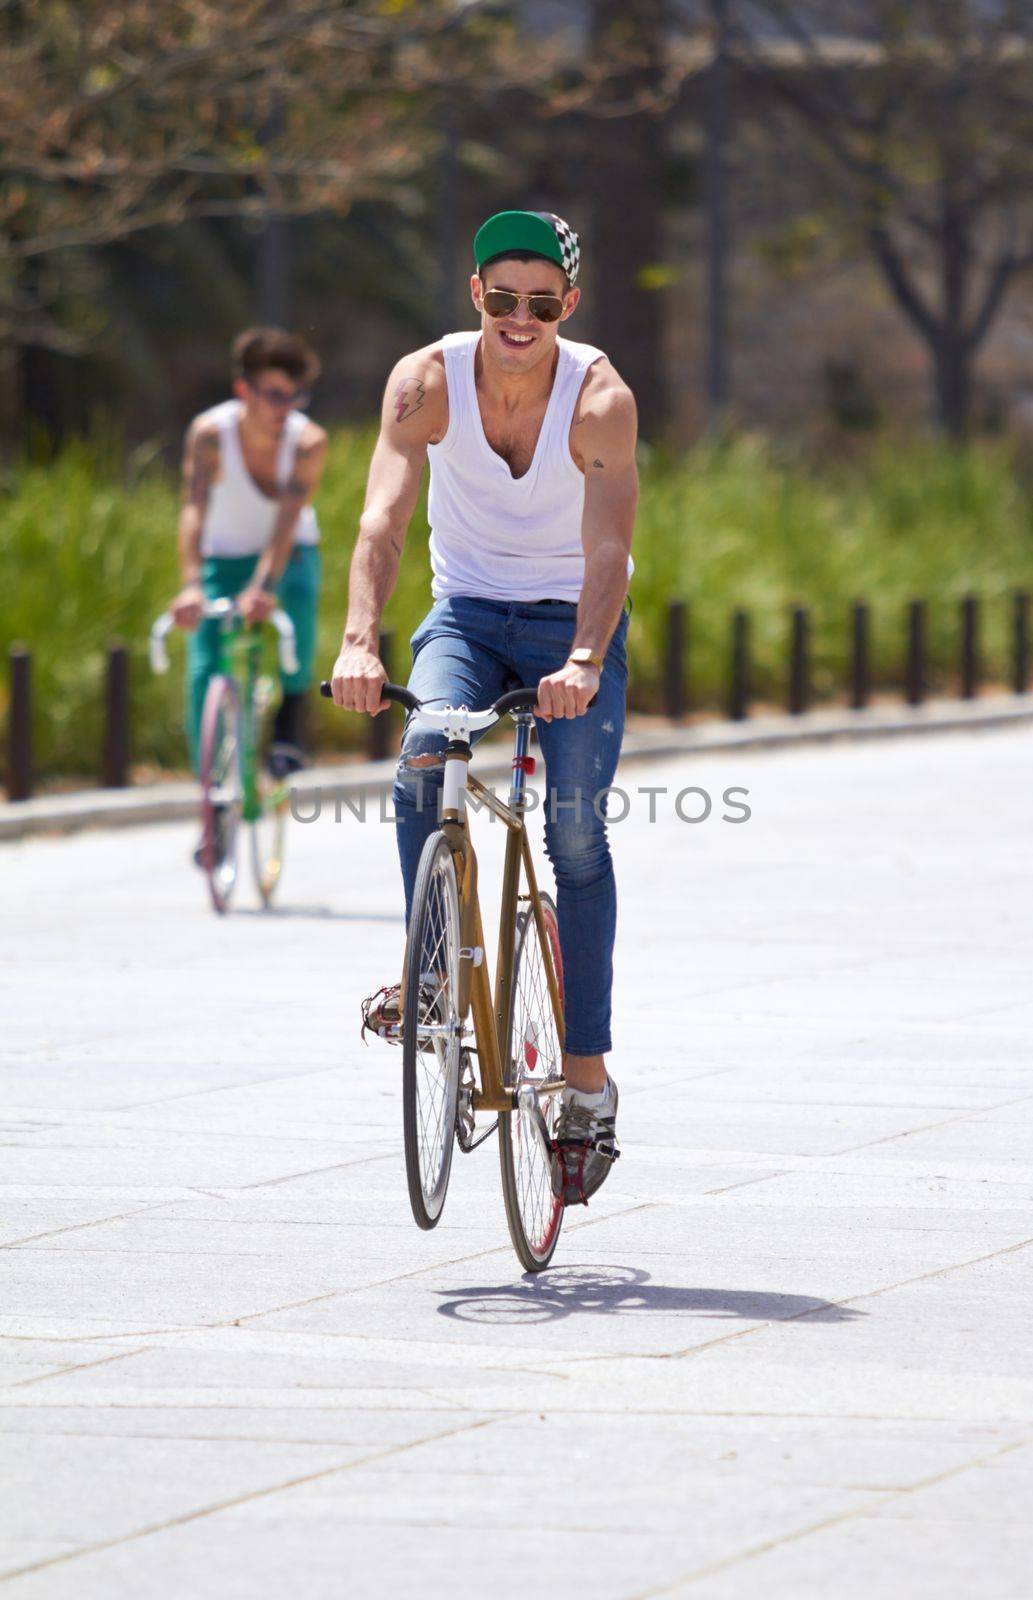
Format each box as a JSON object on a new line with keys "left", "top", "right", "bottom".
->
{"left": 436, "top": 1265, "right": 866, "bottom": 1326}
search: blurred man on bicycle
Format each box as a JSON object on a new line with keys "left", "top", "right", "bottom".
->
{"left": 331, "top": 212, "right": 637, "bottom": 1205}
{"left": 169, "top": 327, "right": 328, "bottom": 796}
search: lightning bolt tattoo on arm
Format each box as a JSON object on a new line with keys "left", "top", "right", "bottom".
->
{"left": 393, "top": 376, "right": 426, "bottom": 424}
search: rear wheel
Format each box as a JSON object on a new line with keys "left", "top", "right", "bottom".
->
{"left": 499, "top": 892, "right": 565, "bottom": 1271}
{"left": 402, "top": 832, "right": 462, "bottom": 1229}
{"left": 199, "top": 676, "right": 243, "bottom": 915}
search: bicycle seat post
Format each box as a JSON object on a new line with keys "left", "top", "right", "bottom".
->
{"left": 507, "top": 713, "right": 535, "bottom": 813}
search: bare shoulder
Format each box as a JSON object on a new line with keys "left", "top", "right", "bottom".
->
{"left": 296, "top": 419, "right": 329, "bottom": 454}
{"left": 185, "top": 412, "right": 221, "bottom": 452}
{"left": 571, "top": 359, "right": 638, "bottom": 470}
{"left": 293, "top": 422, "right": 329, "bottom": 493}
{"left": 577, "top": 359, "right": 636, "bottom": 429}
{"left": 181, "top": 413, "right": 221, "bottom": 486}
{"left": 389, "top": 339, "right": 447, "bottom": 386}
{"left": 383, "top": 342, "right": 448, "bottom": 442}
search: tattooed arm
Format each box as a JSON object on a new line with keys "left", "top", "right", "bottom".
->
{"left": 574, "top": 366, "right": 638, "bottom": 657}
{"left": 170, "top": 420, "right": 220, "bottom": 628}
{"left": 239, "top": 424, "right": 329, "bottom": 622}
{"left": 331, "top": 346, "right": 447, "bottom": 714}
{"left": 538, "top": 363, "right": 638, "bottom": 721}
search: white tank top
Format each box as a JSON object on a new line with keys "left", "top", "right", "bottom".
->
{"left": 199, "top": 399, "right": 319, "bottom": 559}
{"left": 427, "top": 332, "right": 633, "bottom": 603}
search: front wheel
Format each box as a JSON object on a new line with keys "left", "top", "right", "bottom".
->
{"left": 402, "top": 832, "right": 463, "bottom": 1229}
{"left": 198, "top": 675, "right": 243, "bottom": 915}
{"left": 499, "top": 892, "right": 565, "bottom": 1271}
{"left": 250, "top": 773, "right": 288, "bottom": 906}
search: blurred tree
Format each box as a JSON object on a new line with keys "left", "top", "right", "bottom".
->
{"left": 0, "top": 0, "right": 536, "bottom": 361}
{"left": 734, "top": 0, "right": 1033, "bottom": 437}
{"left": 584, "top": 0, "right": 670, "bottom": 439}
{"left": 703, "top": 0, "right": 731, "bottom": 429}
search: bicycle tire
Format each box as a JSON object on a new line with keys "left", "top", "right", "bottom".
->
{"left": 199, "top": 675, "right": 243, "bottom": 915}
{"left": 499, "top": 891, "right": 565, "bottom": 1271}
{"left": 250, "top": 776, "right": 288, "bottom": 907}
{"left": 402, "top": 831, "right": 463, "bottom": 1229}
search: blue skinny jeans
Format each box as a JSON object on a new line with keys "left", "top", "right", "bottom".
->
{"left": 393, "top": 596, "right": 628, "bottom": 1057}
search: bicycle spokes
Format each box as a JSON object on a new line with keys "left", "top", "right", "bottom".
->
{"left": 402, "top": 836, "right": 462, "bottom": 1228}
{"left": 500, "top": 896, "right": 565, "bottom": 1270}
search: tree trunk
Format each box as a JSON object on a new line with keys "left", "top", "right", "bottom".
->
{"left": 867, "top": 216, "right": 975, "bottom": 439}
{"left": 933, "top": 204, "right": 971, "bottom": 438}
{"left": 587, "top": 0, "right": 668, "bottom": 441}
{"left": 931, "top": 331, "right": 972, "bottom": 439}
{"left": 704, "top": 0, "right": 732, "bottom": 428}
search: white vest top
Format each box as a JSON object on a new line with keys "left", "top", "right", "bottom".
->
{"left": 427, "top": 332, "right": 633, "bottom": 603}
{"left": 199, "top": 399, "right": 319, "bottom": 559}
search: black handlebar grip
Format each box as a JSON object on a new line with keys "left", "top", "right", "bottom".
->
{"left": 492, "top": 686, "right": 599, "bottom": 716}
{"left": 492, "top": 687, "right": 540, "bottom": 716}
{"left": 319, "top": 681, "right": 422, "bottom": 713}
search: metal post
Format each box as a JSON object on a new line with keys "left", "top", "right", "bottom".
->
{"left": 906, "top": 600, "right": 925, "bottom": 707}
{"left": 102, "top": 642, "right": 131, "bottom": 788}
{"left": 960, "top": 595, "right": 979, "bottom": 699}
{"left": 7, "top": 645, "right": 32, "bottom": 801}
{"left": 851, "top": 601, "right": 870, "bottom": 710}
{"left": 728, "top": 609, "right": 749, "bottom": 721}
{"left": 1014, "top": 591, "right": 1030, "bottom": 694}
{"left": 789, "top": 605, "right": 809, "bottom": 714}
{"left": 664, "top": 600, "right": 687, "bottom": 720}
{"left": 368, "top": 630, "right": 395, "bottom": 762}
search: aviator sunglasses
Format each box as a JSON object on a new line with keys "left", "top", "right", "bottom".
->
{"left": 249, "top": 381, "right": 311, "bottom": 409}
{"left": 481, "top": 287, "right": 568, "bottom": 324}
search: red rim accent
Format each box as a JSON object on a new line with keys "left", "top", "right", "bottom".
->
{"left": 530, "top": 899, "right": 563, "bottom": 1254}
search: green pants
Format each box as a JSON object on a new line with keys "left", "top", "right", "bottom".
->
{"left": 186, "top": 546, "right": 321, "bottom": 771}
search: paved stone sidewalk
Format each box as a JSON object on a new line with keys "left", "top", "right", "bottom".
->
{"left": 1, "top": 728, "right": 1030, "bottom": 1598}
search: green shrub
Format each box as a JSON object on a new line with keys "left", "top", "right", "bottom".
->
{"left": 2, "top": 429, "right": 1030, "bottom": 782}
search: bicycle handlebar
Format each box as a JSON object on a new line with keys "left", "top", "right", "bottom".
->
{"left": 492, "top": 687, "right": 540, "bottom": 716}
{"left": 319, "top": 682, "right": 596, "bottom": 717}
{"left": 319, "top": 681, "right": 419, "bottom": 712}
{"left": 149, "top": 600, "right": 298, "bottom": 676}
{"left": 271, "top": 611, "right": 300, "bottom": 676}
{"left": 149, "top": 612, "right": 175, "bottom": 675}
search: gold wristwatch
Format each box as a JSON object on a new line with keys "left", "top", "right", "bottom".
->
{"left": 568, "top": 647, "right": 604, "bottom": 673}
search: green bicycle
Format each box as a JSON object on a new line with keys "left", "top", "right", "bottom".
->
{"left": 150, "top": 598, "right": 299, "bottom": 914}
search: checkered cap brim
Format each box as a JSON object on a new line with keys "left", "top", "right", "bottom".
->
{"left": 544, "top": 213, "right": 581, "bottom": 284}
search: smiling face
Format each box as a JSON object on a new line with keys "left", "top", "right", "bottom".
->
{"left": 471, "top": 257, "right": 580, "bottom": 375}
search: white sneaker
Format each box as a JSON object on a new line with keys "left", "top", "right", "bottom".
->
{"left": 551, "top": 1075, "right": 620, "bottom": 1206}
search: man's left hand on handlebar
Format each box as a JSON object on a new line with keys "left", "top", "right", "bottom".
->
{"left": 237, "top": 585, "right": 277, "bottom": 625}
{"left": 535, "top": 661, "right": 600, "bottom": 723}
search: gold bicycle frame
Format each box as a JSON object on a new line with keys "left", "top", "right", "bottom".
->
{"left": 404, "top": 718, "right": 566, "bottom": 1115}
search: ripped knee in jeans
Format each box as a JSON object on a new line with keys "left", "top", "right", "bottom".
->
{"left": 401, "top": 750, "right": 445, "bottom": 772}
{"left": 395, "top": 734, "right": 448, "bottom": 813}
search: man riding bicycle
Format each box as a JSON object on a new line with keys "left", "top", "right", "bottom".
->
{"left": 169, "top": 327, "right": 328, "bottom": 821}
{"left": 330, "top": 211, "right": 637, "bottom": 1204}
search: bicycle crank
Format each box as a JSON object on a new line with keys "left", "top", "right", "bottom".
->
{"left": 456, "top": 1051, "right": 498, "bottom": 1152}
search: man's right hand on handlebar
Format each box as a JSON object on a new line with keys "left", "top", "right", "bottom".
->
{"left": 170, "top": 583, "right": 205, "bottom": 630}
{"left": 330, "top": 641, "right": 389, "bottom": 715}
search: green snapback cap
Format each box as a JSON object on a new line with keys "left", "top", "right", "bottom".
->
{"left": 473, "top": 210, "right": 581, "bottom": 284}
